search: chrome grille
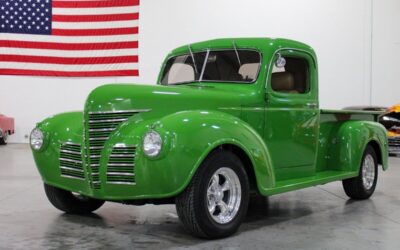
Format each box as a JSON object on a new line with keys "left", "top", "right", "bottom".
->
{"left": 388, "top": 137, "right": 400, "bottom": 154}
{"left": 59, "top": 143, "right": 84, "bottom": 180}
{"left": 389, "top": 137, "right": 400, "bottom": 147}
{"left": 87, "top": 110, "right": 146, "bottom": 189}
{"left": 107, "top": 145, "right": 136, "bottom": 185}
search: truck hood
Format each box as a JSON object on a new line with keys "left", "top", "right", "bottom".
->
{"left": 85, "top": 83, "right": 252, "bottom": 118}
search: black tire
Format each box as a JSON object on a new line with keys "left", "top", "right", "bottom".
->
{"left": 175, "top": 150, "right": 250, "bottom": 239}
{"left": 0, "top": 131, "right": 8, "bottom": 145}
{"left": 342, "top": 145, "right": 378, "bottom": 200}
{"left": 44, "top": 183, "right": 105, "bottom": 214}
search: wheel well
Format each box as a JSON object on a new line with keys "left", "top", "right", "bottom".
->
{"left": 368, "top": 140, "right": 382, "bottom": 166}
{"left": 216, "top": 144, "right": 258, "bottom": 193}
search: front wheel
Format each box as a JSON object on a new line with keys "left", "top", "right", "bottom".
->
{"left": 175, "top": 150, "right": 250, "bottom": 239}
{"left": 0, "top": 131, "right": 8, "bottom": 145}
{"left": 342, "top": 145, "right": 378, "bottom": 200}
{"left": 44, "top": 184, "right": 105, "bottom": 214}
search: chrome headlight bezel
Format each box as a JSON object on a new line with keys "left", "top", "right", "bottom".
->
{"left": 30, "top": 128, "right": 44, "bottom": 151}
{"left": 143, "top": 130, "right": 162, "bottom": 158}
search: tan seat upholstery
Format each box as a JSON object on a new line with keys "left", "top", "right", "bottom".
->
{"left": 271, "top": 72, "right": 298, "bottom": 93}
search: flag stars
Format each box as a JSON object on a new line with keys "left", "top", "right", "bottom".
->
{"left": 0, "top": 0, "right": 51, "bottom": 35}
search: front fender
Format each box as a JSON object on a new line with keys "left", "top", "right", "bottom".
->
{"left": 331, "top": 121, "right": 388, "bottom": 172}
{"left": 32, "top": 112, "right": 89, "bottom": 194}
{"left": 103, "top": 110, "right": 275, "bottom": 199}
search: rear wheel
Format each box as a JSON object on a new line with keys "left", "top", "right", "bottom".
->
{"left": 175, "top": 150, "right": 250, "bottom": 239}
{"left": 342, "top": 145, "right": 378, "bottom": 200}
{"left": 44, "top": 184, "right": 105, "bottom": 214}
{"left": 0, "top": 131, "right": 8, "bottom": 145}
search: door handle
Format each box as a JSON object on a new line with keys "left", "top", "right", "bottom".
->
{"left": 306, "top": 103, "right": 317, "bottom": 109}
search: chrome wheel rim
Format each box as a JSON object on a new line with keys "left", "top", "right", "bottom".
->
{"left": 207, "top": 167, "right": 242, "bottom": 224}
{"left": 362, "top": 154, "right": 375, "bottom": 190}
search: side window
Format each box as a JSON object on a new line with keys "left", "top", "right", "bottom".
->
{"left": 271, "top": 56, "right": 309, "bottom": 94}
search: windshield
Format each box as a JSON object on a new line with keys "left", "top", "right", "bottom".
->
{"left": 161, "top": 50, "right": 261, "bottom": 85}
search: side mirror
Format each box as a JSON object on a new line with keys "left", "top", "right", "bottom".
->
{"left": 275, "top": 53, "right": 286, "bottom": 68}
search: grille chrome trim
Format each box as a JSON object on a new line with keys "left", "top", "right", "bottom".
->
{"left": 60, "top": 158, "right": 82, "bottom": 164}
{"left": 107, "top": 181, "right": 137, "bottom": 185}
{"left": 89, "top": 128, "right": 116, "bottom": 132}
{"left": 86, "top": 110, "right": 145, "bottom": 189}
{"left": 59, "top": 143, "right": 85, "bottom": 180}
{"left": 107, "top": 172, "right": 135, "bottom": 176}
{"left": 108, "top": 163, "right": 135, "bottom": 167}
{"left": 61, "top": 175, "right": 85, "bottom": 180}
{"left": 110, "top": 154, "right": 136, "bottom": 157}
{"left": 60, "top": 149, "right": 81, "bottom": 155}
{"left": 106, "top": 145, "right": 136, "bottom": 185}
{"left": 60, "top": 166, "right": 84, "bottom": 172}
{"left": 88, "top": 109, "right": 151, "bottom": 115}
{"left": 89, "top": 118, "right": 129, "bottom": 123}
{"left": 89, "top": 137, "right": 109, "bottom": 141}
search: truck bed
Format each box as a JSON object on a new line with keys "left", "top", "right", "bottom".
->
{"left": 321, "top": 109, "right": 383, "bottom": 122}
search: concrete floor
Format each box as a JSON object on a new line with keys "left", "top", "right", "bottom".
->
{"left": 1, "top": 144, "right": 400, "bottom": 250}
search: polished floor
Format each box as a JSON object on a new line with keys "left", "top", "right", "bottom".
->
{"left": 1, "top": 144, "right": 400, "bottom": 250}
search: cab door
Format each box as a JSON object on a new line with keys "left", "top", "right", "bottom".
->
{"left": 264, "top": 50, "right": 319, "bottom": 181}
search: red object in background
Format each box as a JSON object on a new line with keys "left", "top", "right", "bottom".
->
{"left": 0, "top": 114, "right": 15, "bottom": 145}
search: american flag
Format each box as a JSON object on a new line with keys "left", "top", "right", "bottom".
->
{"left": 0, "top": 0, "right": 139, "bottom": 77}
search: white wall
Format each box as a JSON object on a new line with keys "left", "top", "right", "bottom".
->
{"left": 371, "top": 0, "right": 400, "bottom": 106}
{"left": 0, "top": 0, "right": 394, "bottom": 143}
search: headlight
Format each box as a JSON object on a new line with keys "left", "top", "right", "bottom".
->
{"left": 30, "top": 128, "right": 44, "bottom": 151}
{"left": 143, "top": 130, "right": 162, "bottom": 157}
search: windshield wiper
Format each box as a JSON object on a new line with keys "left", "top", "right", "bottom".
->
{"left": 233, "top": 41, "right": 242, "bottom": 67}
{"left": 188, "top": 45, "right": 199, "bottom": 75}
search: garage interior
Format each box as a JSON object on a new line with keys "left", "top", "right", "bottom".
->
{"left": 1, "top": 0, "right": 400, "bottom": 249}
{"left": 2, "top": 145, "right": 400, "bottom": 249}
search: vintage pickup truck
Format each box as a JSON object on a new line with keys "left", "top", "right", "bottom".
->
{"left": 31, "top": 38, "right": 388, "bottom": 239}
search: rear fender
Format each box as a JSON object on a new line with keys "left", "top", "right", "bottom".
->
{"left": 330, "top": 121, "right": 388, "bottom": 172}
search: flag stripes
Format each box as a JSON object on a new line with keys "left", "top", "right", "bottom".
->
{"left": 0, "top": 0, "right": 140, "bottom": 77}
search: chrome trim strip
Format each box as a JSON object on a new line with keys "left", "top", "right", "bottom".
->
{"left": 89, "top": 146, "right": 103, "bottom": 149}
{"left": 89, "top": 137, "right": 108, "bottom": 141}
{"left": 114, "top": 145, "right": 136, "bottom": 149}
{"left": 60, "top": 158, "right": 82, "bottom": 164}
{"left": 110, "top": 154, "right": 135, "bottom": 157}
{"left": 60, "top": 149, "right": 81, "bottom": 155}
{"left": 108, "top": 163, "right": 135, "bottom": 167}
{"left": 90, "top": 164, "right": 100, "bottom": 167}
{"left": 63, "top": 142, "right": 81, "bottom": 146}
{"left": 106, "top": 181, "right": 136, "bottom": 185}
{"left": 89, "top": 118, "right": 128, "bottom": 123}
{"left": 90, "top": 155, "right": 101, "bottom": 159}
{"left": 89, "top": 128, "right": 115, "bottom": 132}
{"left": 60, "top": 166, "right": 84, "bottom": 172}
{"left": 88, "top": 109, "right": 151, "bottom": 115}
{"left": 61, "top": 174, "right": 85, "bottom": 180}
{"left": 107, "top": 172, "right": 135, "bottom": 176}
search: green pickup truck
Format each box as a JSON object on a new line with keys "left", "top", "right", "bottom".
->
{"left": 31, "top": 38, "right": 388, "bottom": 239}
